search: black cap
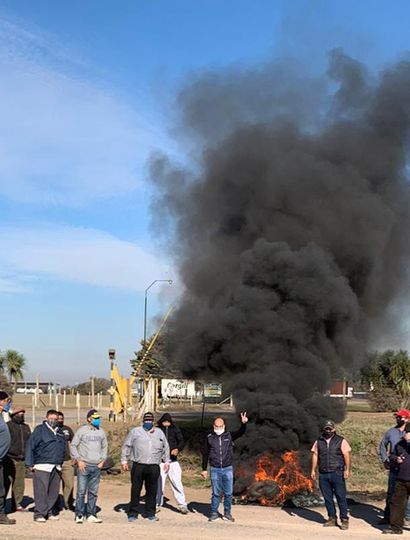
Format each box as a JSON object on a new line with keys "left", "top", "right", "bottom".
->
{"left": 323, "top": 420, "right": 335, "bottom": 430}
{"left": 143, "top": 412, "right": 154, "bottom": 422}
{"left": 0, "top": 391, "right": 9, "bottom": 401}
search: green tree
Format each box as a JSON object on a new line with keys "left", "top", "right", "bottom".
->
{"left": 73, "top": 378, "right": 111, "bottom": 395}
{"left": 0, "top": 349, "right": 26, "bottom": 384}
{"left": 130, "top": 334, "right": 181, "bottom": 377}
{"left": 361, "top": 349, "right": 410, "bottom": 410}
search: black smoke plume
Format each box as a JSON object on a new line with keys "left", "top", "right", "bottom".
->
{"left": 149, "top": 50, "right": 410, "bottom": 455}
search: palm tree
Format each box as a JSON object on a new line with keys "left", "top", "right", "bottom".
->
{"left": 1, "top": 349, "right": 26, "bottom": 385}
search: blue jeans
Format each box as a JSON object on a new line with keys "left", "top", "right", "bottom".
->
{"left": 75, "top": 464, "right": 101, "bottom": 518}
{"left": 319, "top": 471, "right": 348, "bottom": 520}
{"left": 210, "top": 466, "right": 233, "bottom": 515}
{"left": 385, "top": 468, "right": 410, "bottom": 520}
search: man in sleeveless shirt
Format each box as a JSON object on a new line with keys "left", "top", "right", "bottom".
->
{"left": 310, "top": 420, "right": 351, "bottom": 530}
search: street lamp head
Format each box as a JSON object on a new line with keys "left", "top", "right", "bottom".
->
{"left": 167, "top": 280, "right": 173, "bottom": 285}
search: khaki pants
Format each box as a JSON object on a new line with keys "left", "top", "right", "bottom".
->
{"left": 61, "top": 461, "right": 74, "bottom": 508}
{"left": 4, "top": 457, "right": 25, "bottom": 509}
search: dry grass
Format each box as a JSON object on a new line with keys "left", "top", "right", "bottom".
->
{"left": 103, "top": 408, "right": 393, "bottom": 495}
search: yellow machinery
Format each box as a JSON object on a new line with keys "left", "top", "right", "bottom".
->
{"left": 107, "top": 306, "right": 173, "bottom": 421}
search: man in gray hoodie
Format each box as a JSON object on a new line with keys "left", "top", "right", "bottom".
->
{"left": 121, "top": 411, "right": 170, "bottom": 522}
{"left": 70, "top": 409, "right": 107, "bottom": 524}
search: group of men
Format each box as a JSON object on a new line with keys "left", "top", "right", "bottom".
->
{"left": 309, "top": 410, "right": 410, "bottom": 534}
{"left": 5, "top": 386, "right": 410, "bottom": 534}
{"left": 0, "top": 389, "right": 249, "bottom": 526}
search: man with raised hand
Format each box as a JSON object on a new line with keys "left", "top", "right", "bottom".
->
{"left": 121, "top": 411, "right": 170, "bottom": 523}
{"left": 201, "top": 411, "right": 248, "bottom": 522}
{"left": 70, "top": 409, "right": 107, "bottom": 524}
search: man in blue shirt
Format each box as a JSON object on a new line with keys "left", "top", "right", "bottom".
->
{"left": 379, "top": 409, "right": 410, "bottom": 524}
{"left": 0, "top": 391, "right": 15, "bottom": 525}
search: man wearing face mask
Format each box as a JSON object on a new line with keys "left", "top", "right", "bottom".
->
{"left": 70, "top": 409, "right": 107, "bottom": 524}
{"left": 201, "top": 412, "right": 248, "bottom": 522}
{"left": 55, "top": 412, "right": 75, "bottom": 511}
{"left": 4, "top": 408, "right": 31, "bottom": 511}
{"left": 310, "top": 420, "right": 351, "bottom": 530}
{"left": 0, "top": 391, "right": 15, "bottom": 525}
{"left": 25, "top": 409, "right": 66, "bottom": 522}
{"left": 383, "top": 423, "right": 410, "bottom": 534}
{"left": 121, "top": 412, "right": 170, "bottom": 523}
{"left": 379, "top": 409, "right": 410, "bottom": 525}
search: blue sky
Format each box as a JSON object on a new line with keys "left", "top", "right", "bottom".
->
{"left": 0, "top": 0, "right": 410, "bottom": 383}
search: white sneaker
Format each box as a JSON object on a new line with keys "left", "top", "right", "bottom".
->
{"left": 87, "top": 515, "right": 103, "bottom": 523}
{"left": 75, "top": 515, "right": 84, "bottom": 524}
{"left": 48, "top": 515, "right": 60, "bottom": 521}
{"left": 34, "top": 517, "right": 47, "bottom": 523}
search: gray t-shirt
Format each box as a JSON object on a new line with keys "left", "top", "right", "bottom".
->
{"left": 121, "top": 426, "right": 170, "bottom": 465}
{"left": 70, "top": 424, "right": 108, "bottom": 465}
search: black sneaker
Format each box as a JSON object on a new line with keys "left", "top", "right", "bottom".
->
{"left": 208, "top": 512, "right": 219, "bottom": 522}
{"left": 222, "top": 513, "right": 235, "bottom": 522}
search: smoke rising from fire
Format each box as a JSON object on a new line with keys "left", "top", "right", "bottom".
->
{"left": 149, "top": 50, "right": 410, "bottom": 454}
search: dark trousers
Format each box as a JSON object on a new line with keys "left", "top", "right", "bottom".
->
{"left": 32, "top": 468, "right": 61, "bottom": 519}
{"left": 391, "top": 480, "right": 410, "bottom": 531}
{"left": 4, "top": 457, "right": 26, "bottom": 509}
{"left": 319, "top": 471, "right": 349, "bottom": 520}
{"left": 384, "top": 468, "right": 410, "bottom": 521}
{"left": 129, "top": 462, "right": 160, "bottom": 518}
{"left": 0, "top": 460, "right": 5, "bottom": 514}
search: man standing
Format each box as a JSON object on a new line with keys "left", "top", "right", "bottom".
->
{"left": 379, "top": 409, "right": 410, "bottom": 524}
{"left": 4, "top": 407, "right": 31, "bottom": 511}
{"left": 156, "top": 413, "right": 188, "bottom": 514}
{"left": 201, "top": 411, "right": 248, "bottom": 522}
{"left": 70, "top": 409, "right": 107, "bottom": 524}
{"left": 121, "top": 411, "right": 170, "bottom": 522}
{"left": 57, "top": 412, "right": 75, "bottom": 511}
{"left": 0, "top": 391, "right": 15, "bottom": 525}
{"left": 383, "top": 423, "right": 410, "bottom": 534}
{"left": 25, "top": 409, "right": 66, "bottom": 522}
{"left": 310, "top": 419, "right": 351, "bottom": 530}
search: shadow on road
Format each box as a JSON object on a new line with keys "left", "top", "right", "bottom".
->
{"left": 282, "top": 506, "right": 325, "bottom": 524}
{"left": 188, "top": 501, "right": 210, "bottom": 518}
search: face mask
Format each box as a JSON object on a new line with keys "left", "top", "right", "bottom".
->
{"left": 323, "top": 430, "right": 333, "bottom": 439}
{"left": 143, "top": 422, "right": 154, "bottom": 431}
{"left": 4, "top": 402, "right": 11, "bottom": 413}
{"left": 91, "top": 418, "right": 101, "bottom": 428}
{"left": 13, "top": 415, "right": 24, "bottom": 424}
{"left": 397, "top": 419, "right": 406, "bottom": 427}
{"left": 48, "top": 419, "right": 58, "bottom": 429}
{"left": 57, "top": 421, "right": 64, "bottom": 428}
{"left": 214, "top": 428, "right": 225, "bottom": 436}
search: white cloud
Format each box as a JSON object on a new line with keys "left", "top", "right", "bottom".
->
{"left": 0, "top": 17, "right": 160, "bottom": 206}
{"left": 0, "top": 224, "right": 173, "bottom": 292}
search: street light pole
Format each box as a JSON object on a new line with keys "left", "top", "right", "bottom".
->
{"left": 144, "top": 279, "right": 173, "bottom": 345}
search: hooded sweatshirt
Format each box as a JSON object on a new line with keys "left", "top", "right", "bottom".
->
{"left": 157, "top": 413, "right": 184, "bottom": 461}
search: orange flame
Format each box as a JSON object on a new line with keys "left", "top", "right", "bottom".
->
{"left": 248, "top": 451, "right": 313, "bottom": 506}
